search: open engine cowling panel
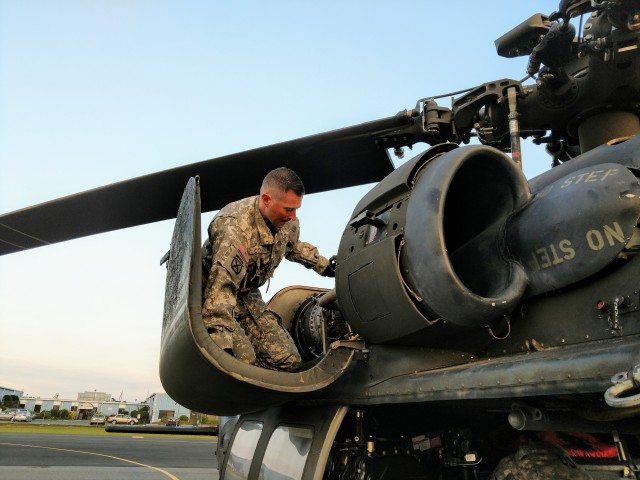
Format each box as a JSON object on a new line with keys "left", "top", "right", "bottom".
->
{"left": 336, "top": 141, "right": 640, "bottom": 346}
{"left": 159, "top": 177, "right": 354, "bottom": 416}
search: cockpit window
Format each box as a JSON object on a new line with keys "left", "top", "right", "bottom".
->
{"left": 260, "top": 424, "right": 314, "bottom": 479}
{"left": 225, "top": 420, "right": 263, "bottom": 479}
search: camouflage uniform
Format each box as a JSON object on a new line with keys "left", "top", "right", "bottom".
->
{"left": 202, "top": 196, "right": 330, "bottom": 370}
{"left": 492, "top": 442, "right": 593, "bottom": 479}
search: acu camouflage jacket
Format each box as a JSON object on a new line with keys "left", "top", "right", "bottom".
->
{"left": 202, "top": 196, "right": 330, "bottom": 323}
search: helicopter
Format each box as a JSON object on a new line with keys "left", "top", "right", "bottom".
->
{"left": 3, "top": 0, "right": 640, "bottom": 478}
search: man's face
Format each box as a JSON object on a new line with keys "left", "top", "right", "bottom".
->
{"left": 261, "top": 189, "right": 303, "bottom": 228}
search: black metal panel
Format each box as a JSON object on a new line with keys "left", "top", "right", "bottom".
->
{"left": 508, "top": 163, "right": 640, "bottom": 296}
{"left": 315, "top": 336, "right": 640, "bottom": 406}
{"left": 0, "top": 114, "right": 406, "bottom": 255}
{"left": 346, "top": 143, "right": 458, "bottom": 221}
{"left": 528, "top": 135, "right": 640, "bottom": 194}
{"left": 337, "top": 236, "right": 430, "bottom": 344}
{"left": 487, "top": 250, "right": 640, "bottom": 355}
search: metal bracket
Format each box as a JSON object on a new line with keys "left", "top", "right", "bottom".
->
{"left": 605, "top": 365, "right": 640, "bottom": 408}
{"left": 596, "top": 295, "right": 627, "bottom": 336}
{"left": 330, "top": 339, "right": 367, "bottom": 351}
{"left": 349, "top": 210, "right": 385, "bottom": 229}
{"left": 160, "top": 250, "right": 170, "bottom": 266}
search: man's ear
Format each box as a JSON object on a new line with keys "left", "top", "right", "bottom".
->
{"left": 261, "top": 192, "right": 271, "bottom": 207}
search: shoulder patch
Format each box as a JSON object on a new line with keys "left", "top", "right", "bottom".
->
{"left": 221, "top": 245, "right": 248, "bottom": 283}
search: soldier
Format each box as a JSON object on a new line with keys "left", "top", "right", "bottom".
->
{"left": 201, "top": 167, "right": 336, "bottom": 371}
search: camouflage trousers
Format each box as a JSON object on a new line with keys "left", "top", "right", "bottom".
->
{"left": 205, "top": 289, "right": 301, "bottom": 371}
{"left": 205, "top": 317, "right": 256, "bottom": 366}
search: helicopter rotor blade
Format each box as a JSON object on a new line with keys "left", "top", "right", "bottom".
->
{"left": 0, "top": 113, "right": 413, "bottom": 256}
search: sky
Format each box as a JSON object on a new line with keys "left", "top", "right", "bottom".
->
{"left": 0, "top": 0, "right": 561, "bottom": 403}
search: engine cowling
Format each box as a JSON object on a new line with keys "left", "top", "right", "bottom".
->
{"left": 335, "top": 143, "right": 640, "bottom": 346}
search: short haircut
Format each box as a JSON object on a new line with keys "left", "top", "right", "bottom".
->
{"left": 260, "top": 167, "right": 305, "bottom": 196}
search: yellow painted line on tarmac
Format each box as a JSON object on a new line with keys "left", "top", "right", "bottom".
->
{"left": 0, "top": 441, "right": 180, "bottom": 480}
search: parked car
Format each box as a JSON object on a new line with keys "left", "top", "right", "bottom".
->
{"left": 12, "top": 409, "right": 33, "bottom": 422}
{"left": 107, "top": 414, "right": 138, "bottom": 425}
{"left": 166, "top": 416, "right": 180, "bottom": 427}
{"left": 0, "top": 409, "right": 16, "bottom": 421}
{"left": 90, "top": 414, "right": 106, "bottom": 425}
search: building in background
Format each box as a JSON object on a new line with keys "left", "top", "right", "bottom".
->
{"left": 0, "top": 385, "right": 24, "bottom": 402}
{"left": 147, "top": 392, "right": 191, "bottom": 423}
{"left": 7, "top": 389, "right": 191, "bottom": 422}
{"left": 77, "top": 391, "right": 111, "bottom": 402}
{"left": 19, "top": 395, "right": 148, "bottom": 420}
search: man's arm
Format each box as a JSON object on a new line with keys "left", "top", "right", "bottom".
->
{"left": 285, "top": 222, "right": 333, "bottom": 276}
{"left": 202, "top": 217, "right": 249, "bottom": 329}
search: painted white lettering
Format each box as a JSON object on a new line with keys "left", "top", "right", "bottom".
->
{"left": 529, "top": 240, "right": 576, "bottom": 271}
{"left": 601, "top": 168, "right": 619, "bottom": 181}
{"left": 560, "top": 168, "right": 620, "bottom": 189}
{"left": 561, "top": 178, "right": 574, "bottom": 188}
{"left": 584, "top": 170, "right": 603, "bottom": 183}
{"left": 575, "top": 172, "right": 590, "bottom": 184}
{"left": 586, "top": 229, "right": 605, "bottom": 250}
{"left": 559, "top": 239, "right": 575, "bottom": 260}
{"left": 536, "top": 247, "right": 552, "bottom": 268}
{"left": 549, "top": 244, "right": 564, "bottom": 265}
{"left": 603, "top": 222, "right": 625, "bottom": 246}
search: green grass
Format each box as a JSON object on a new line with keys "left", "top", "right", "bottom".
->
{"left": 0, "top": 423, "right": 127, "bottom": 435}
{"left": 0, "top": 423, "right": 216, "bottom": 439}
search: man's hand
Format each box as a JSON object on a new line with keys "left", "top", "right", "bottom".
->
{"left": 322, "top": 255, "right": 337, "bottom": 277}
